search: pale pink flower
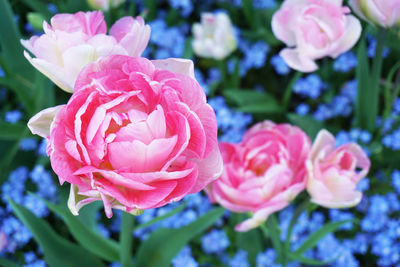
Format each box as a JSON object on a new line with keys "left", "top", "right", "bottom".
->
{"left": 21, "top": 11, "right": 150, "bottom": 93}
{"left": 306, "top": 130, "right": 370, "bottom": 208}
{"left": 206, "top": 121, "right": 311, "bottom": 232}
{"left": 349, "top": 0, "right": 400, "bottom": 28}
{"left": 272, "top": 0, "right": 362, "bottom": 72}
{"left": 28, "top": 55, "right": 222, "bottom": 217}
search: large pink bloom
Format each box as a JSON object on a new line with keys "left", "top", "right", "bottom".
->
{"left": 349, "top": 0, "right": 400, "bottom": 28}
{"left": 21, "top": 11, "right": 150, "bottom": 93}
{"left": 306, "top": 130, "right": 370, "bottom": 208}
{"left": 272, "top": 0, "right": 361, "bottom": 72}
{"left": 206, "top": 121, "right": 311, "bottom": 232}
{"left": 28, "top": 55, "right": 222, "bottom": 217}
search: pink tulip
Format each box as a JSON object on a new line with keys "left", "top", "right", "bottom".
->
{"left": 206, "top": 121, "right": 311, "bottom": 232}
{"left": 272, "top": 0, "right": 361, "bottom": 72}
{"left": 28, "top": 55, "right": 222, "bottom": 217}
{"left": 349, "top": 0, "right": 400, "bottom": 28}
{"left": 21, "top": 11, "right": 150, "bottom": 93}
{"left": 306, "top": 130, "right": 370, "bottom": 208}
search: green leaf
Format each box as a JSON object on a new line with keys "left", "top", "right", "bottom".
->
{"left": 355, "top": 36, "right": 370, "bottom": 129}
{"left": 20, "top": 0, "right": 53, "bottom": 20}
{"left": 288, "top": 253, "right": 334, "bottom": 266}
{"left": 0, "top": 258, "right": 20, "bottom": 267}
{"left": 236, "top": 228, "right": 262, "bottom": 266}
{"left": 37, "top": 195, "right": 120, "bottom": 262}
{"left": 135, "top": 202, "right": 187, "bottom": 231}
{"left": 287, "top": 113, "right": 324, "bottom": 140}
{"left": 0, "top": 121, "right": 27, "bottom": 140}
{"left": 224, "top": 89, "right": 283, "bottom": 114}
{"left": 135, "top": 207, "right": 225, "bottom": 267}
{"left": 294, "top": 220, "right": 352, "bottom": 255}
{"left": 9, "top": 200, "right": 106, "bottom": 267}
{"left": 223, "top": 89, "right": 276, "bottom": 106}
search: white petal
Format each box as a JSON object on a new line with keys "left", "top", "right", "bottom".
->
{"left": 28, "top": 105, "right": 65, "bottom": 138}
{"left": 151, "top": 58, "right": 195, "bottom": 79}
{"left": 24, "top": 50, "right": 75, "bottom": 93}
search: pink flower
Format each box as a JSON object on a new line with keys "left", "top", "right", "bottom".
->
{"left": 349, "top": 0, "right": 400, "bottom": 28}
{"left": 27, "top": 55, "right": 222, "bottom": 217}
{"left": 306, "top": 130, "right": 370, "bottom": 208}
{"left": 206, "top": 121, "right": 311, "bottom": 232}
{"left": 272, "top": 0, "right": 361, "bottom": 72}
{"left": 21, "top": 11, "right": 150, "bottom": 93}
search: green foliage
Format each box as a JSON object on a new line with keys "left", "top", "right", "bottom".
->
{"left": 134, "top": 207, "right": 225, "bottom": 267}
{"left": 38, "top": 195, "right": 120, "bottom": 262}
{"left": 9, "top": 200, "right": 106, "bottom": 267}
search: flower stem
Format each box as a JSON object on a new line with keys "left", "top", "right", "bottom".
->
{"left": 120, "top": 212, "right": 135, "bottom": 267}
{"left": 368, "top": 28, "right": 387, "bottom": 131}
{"left": 282, "top": 71, "right": 302, "bottom": 111}
{"left": 283, "top": 199, "right": 310, "bottom": 265}
{"left": 262, "top": 214, "right": 284, "bottom": 265}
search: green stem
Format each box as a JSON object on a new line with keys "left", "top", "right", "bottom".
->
{"left": 120, "top": 212, "right": 135, "bottom": 267}
{"left": 261, "top": 215, "right": 284, "bottom": 265}
{"left": 282, "top": 72, "right": 302, "bottom": 111}
{"left": 283, "top": 199, "right": 310, "bottom": 263}
{"left": 368, "top": 28, "right": 387, "bottom": 131}
{"left": 383, "top": 62, "right": 400, "bottom": 119}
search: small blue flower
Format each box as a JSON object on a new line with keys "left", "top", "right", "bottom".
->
{"left": 5, "top": 110, "right": 22, "bottom": 124}
{"left": 201, "top": 229, "right": 230, "bottom": 254}
{"left": 333, "top": 52, "right": 357, "bottom": 72}
{"left": 271, "top": 54, "right": 290, "bottom": 75}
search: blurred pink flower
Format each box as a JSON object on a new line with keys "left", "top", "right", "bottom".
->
{"left": 206, "top": 121, "right": 311, "bottom": 232}
{"left": 306, "top": 130, "right": 370, "bottom": 208}
{"left": 272, "top": 0, "right": 361, "bottom": 72}
{"left": 21, "top": 11, "right": 150, "bottom": 92}
{"left": 28, "top": 55, "right": 222, "bottom": 217}
{"left": 349, "top": 0, "right": 400, "bottom": 28}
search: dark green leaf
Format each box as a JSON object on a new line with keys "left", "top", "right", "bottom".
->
{"left": 0, "top": 121, "right": 27, "bottom": 140}
{"left": 0, "top": 257, "right": 20, "bottom": 267}
{"left": 19, "top": 0, "right": 52, "bottom": 20}
{"left": 9, "top": 200, "right": 106, "bottom": 267}
{"left": 288, "top": 253, "right": 334, "bottom": 266}
{"left": 294, "top": 220, "right": 352, "bottom": 255}
{"left": 287, "top": 114, "right": 324, "bottom": 140}
{"left": 135, "top": 207, "right": 225, "bottom": 267}
{"left": 355, "top": 36, "right": 370, "bottom": 129}
{"left": 236, "top": 228, "right": 262, "bottom": 266}
{"left": 223, "top": 89, "right": 276, "bottom": 106}
{"left": 135, "top": 202, "right": 187, "bottom": 231}
{"left": 37, "top": 195, "right": 120, "bottom": 262}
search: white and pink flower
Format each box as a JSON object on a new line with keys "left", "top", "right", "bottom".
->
{"left": 306, "top": 130, "right": 370, "bottom": 208}
{"left": 272, "top": 0, "right": 362, "bottom": 72}
{"left": 28, "top": 55, "right": 222, "bottom": 217}
{"left": 22, "top": 11, "right": 150, "bottom": 93}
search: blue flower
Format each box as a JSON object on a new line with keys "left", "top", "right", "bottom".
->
{"left": 5, "top": 110, "right": 22, "bottom": 124}
{"left": 271, "top": 54, "right": 290, "bottom": 75}
{"left": 19, "top": 138, "right": 38, "bottom": 151}
{"left": 333, "top": 52, "right": 357, "bottom": 72}
{"left": 201, "top": 229, "right": 230, "bottom": 254}
{"left": 229, "top": 250, "right": 250, "bottom": 267}
{"left": 172, "top": 246, "right": 198, "bottom": 267}
{"left": 295, "top": 103, "right": 309, "bottom": 116}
